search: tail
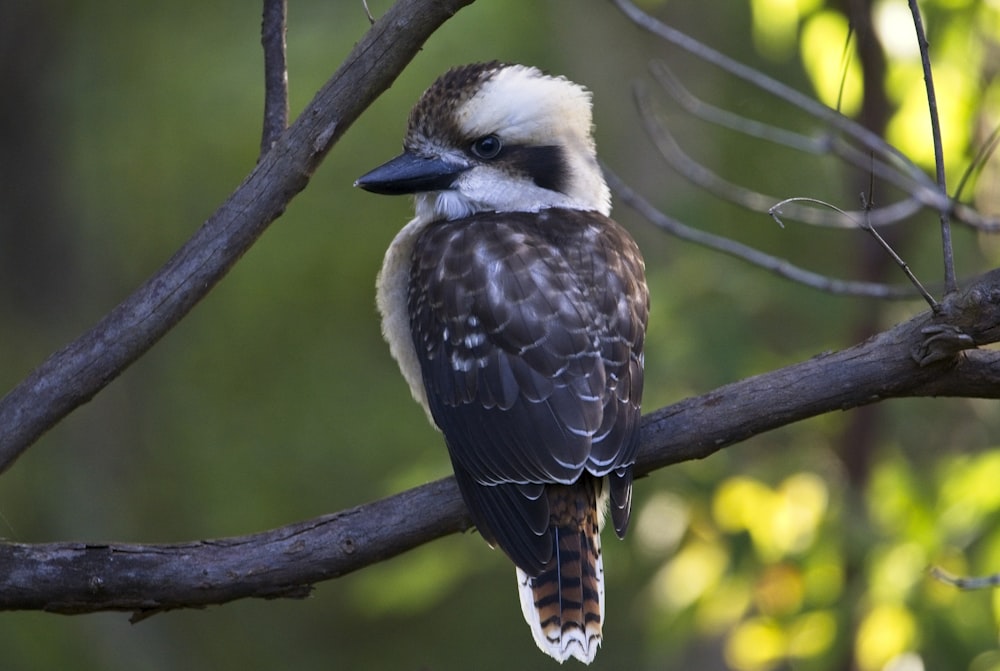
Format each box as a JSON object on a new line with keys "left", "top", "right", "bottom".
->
{"left": 517, "top": 484, "right": 605, "bottom": 664}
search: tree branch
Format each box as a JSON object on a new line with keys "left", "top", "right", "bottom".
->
{"left": 0, "top": 478, "right": 470, "bottom": 619}
{"left": 0, "top": 0, "right": 476, "bottom": 476}
{"left": 3, "top": 267, "right": 999, "bottom": 617}
{"left": 643, "top": 63, "right": 927, "bottom": 230}
{"left": 640, "top": 268, "right": 1000, "bottom": 472}
{"left": 610, "top": 0, "right": 936, "bottom": 197}
{"left": 260, "top": 0, "right": 289, "bottom": 156}
{"left": 907, "top": 0, "right": 957, "bottom": 294}
{"left": 604, "top": 167, "right": 919, "bottom": 300}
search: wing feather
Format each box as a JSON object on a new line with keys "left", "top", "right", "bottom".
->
{"left": 409, "top": 209, "right": 647, "bottom": 570}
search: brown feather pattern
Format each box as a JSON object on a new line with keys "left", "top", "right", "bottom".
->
{"left": 521, "top": 478, "right": 604, "bottom": 661}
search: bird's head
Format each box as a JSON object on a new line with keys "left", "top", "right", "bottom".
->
{"left": 356, "top": 62, "right": 611, "bottom": 222}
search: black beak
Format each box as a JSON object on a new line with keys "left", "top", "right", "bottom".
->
{"left": 355, "top": 151, "right": 467, "bottom": 195}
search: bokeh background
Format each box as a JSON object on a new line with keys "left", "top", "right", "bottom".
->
{"left": 2, "top": 0, "right": 1000, "bottom": 669}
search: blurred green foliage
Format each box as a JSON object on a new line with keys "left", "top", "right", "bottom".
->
{"left": 1, "top": 0, "right": 1000, "bottom": 670}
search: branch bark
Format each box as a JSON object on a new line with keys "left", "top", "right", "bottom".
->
{"left": 260, "top": 0, "right": 289, "bottom": 156}
{"left": 0, "top": 0, "right": 476, "bottom": 476}
{"left": 3, "top": 268, "right": 999, "bottom": 617}
{"left": 0, "top": 478, "right": 469, "bottom": 620}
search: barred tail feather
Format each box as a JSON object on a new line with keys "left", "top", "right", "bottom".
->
{"left": 517, "top": 524, "right": 605, "bottom": 664}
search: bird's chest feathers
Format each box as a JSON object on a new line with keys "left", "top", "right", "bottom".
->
{"left": 375, "top": 216, "right": 435, "bottom": 422}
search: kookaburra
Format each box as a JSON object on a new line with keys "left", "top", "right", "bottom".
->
{"left": 356, "top": 62, "right": 648, "bottom": 664}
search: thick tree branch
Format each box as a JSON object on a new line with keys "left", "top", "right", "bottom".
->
{"left": 0, "top": 478, "right": 469, "bottom": 619}
{"left": 0, "top": 0, "right": 475, "bottom": 475}
{"left": 3, "top": 268, "right": 999, "bottom": 617}
{"left": 640, "top": 268, "right": 1000, "bottom": 472}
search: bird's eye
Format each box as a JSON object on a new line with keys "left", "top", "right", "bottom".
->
{"left": 471, "top": 134, "right": 503, "bottom": 159}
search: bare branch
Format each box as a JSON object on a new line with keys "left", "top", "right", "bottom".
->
{"left": 0, "top": 478, "right": 470, "bottom": 618}
{"left": 650, "top": 61, "right": 827, "bottom": 155}
{"left": 0, "top": 0, "right": 476, "bottom": 476}
{"left": 954, "top": 122, "right": 1000, "bottom": 204}
{"left": 617, "top": 0, "right": 999, "bottom": 301}
{"left": 3, "top": 268, "right": 999, "bottom": 616}
{"left": 769, "top": 196, "right": 937, "bottom": 308}
{"left": 953, "top": 202, "right": 1000, "bottom": 232}
{"left": 649, "top": 61, "right": 926, "bottom": 201}
{"left": 929, "top": 566, "right": 1000, "bottom": 590}
{"left": 606, "top": 167, "right": 917, "bottom": 299}
{"left": 907, "top": 0, "right": 957, "bottom": 294}
{"left": 859, "top": 189, "right": 940, "bottom": 310}
{"left": 833, "top": 24, "right": 855, "bottom": 116}
{"left": 648, "top": 59, "right": 1000, "bottom": 234}
{"left": 260, "top": 0, "right": 289, "bottom": 157}
{"left": 640, "top": 268, "right": 1000, "bottom": 473}
{"left": 637, "top": 74, "right": 926, "bottom": 229}
{"left": 611, "top": 0, "right": 935, "bottom": 194}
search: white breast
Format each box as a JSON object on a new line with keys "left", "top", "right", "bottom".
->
{"left": 376, "top": 216, "right": 436, "bottom": 425}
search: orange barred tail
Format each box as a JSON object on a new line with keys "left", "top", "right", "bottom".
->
{"left": 517, "top": 484, "right": 605, "bottom": 664}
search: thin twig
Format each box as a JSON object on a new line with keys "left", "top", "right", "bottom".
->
{"left": 646, "top": 58, "right": 946, "bottom": 215}
{"left": 834, "top": 25, "right": 854, "bottom": 116}
{"left": 860, "top": 169, "right": 939, "bottom": 310}
{"left": 953, "top": 122, "right": 1000, "bottom": 204}
{"left": 607, "top": 167, "right": 916, "bottom": 299}
{"left": 637, "top": 77, "right": 925, "bottom": 229}
{"left": 643, "top": 39, "right": 1000, "bottom": 232}
{"left": 769, "top": 196, "right": 937, "bottom": 308}
{"left": 953, "top": 202, "right": 1000, "bottom": 232}
{"left": 260, "top": 0, "right": 289, "bottom": 157}
{"left": 611, "top": 0, "right": 935, "bottom": 193}
{"left": 650, "top": 62, "right": 827, "bottom": 155}
{"left": 929, "top": 566, "right": 1000, "bottom": 590}
{"left": 908, "top": 0, "right": 957, "bottom": 294}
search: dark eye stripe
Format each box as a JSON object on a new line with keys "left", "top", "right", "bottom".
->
{"left": 507, "top": 145, "right": 568, "bottom": 195}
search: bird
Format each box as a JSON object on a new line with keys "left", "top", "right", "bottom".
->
{"left": 356, "top": 61, "right": 648, "bottom": 664}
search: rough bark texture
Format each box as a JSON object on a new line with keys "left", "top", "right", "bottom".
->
{"left": 639, "top": 268, "right": 1000, "bottom": 473}
{"left": 0, "top": 479, "right": 468, "bottom": 619}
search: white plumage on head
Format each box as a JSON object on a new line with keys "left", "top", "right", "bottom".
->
{"left": 402, "top": 62, "right": 611, "bottom": 222}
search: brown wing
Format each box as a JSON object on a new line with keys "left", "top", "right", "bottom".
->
{"left": 409, "top": 208, "right": 647, "bottom": 573}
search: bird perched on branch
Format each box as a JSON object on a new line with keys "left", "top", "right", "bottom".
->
{"left": 356, "top": 61, "right": 648, "bottom": 664}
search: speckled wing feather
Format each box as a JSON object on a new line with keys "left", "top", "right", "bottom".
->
{"left": 408, "top": 208, "right": 648, "bottom": 574}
